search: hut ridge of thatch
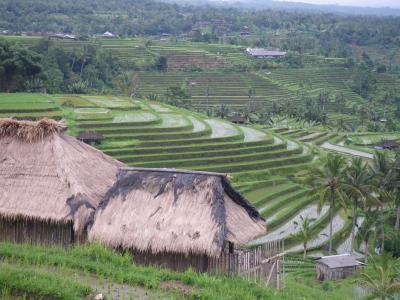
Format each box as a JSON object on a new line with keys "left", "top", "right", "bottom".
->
{"left": 89, "top": 168, "right": 266, "bottom": 257}
{"left": 0, "top": 118, "right": 66, "bottom": 143}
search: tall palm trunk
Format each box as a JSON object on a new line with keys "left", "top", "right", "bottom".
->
{"left": 79, "top": 57, "right": 86, "bottom": 78}
{"left": 395, "top": 197, "right": 400, "bottom": 231}
{"left": 303, "top": 242, "right": 307, "bottom": 258}
{"left": 380, "top": 204, "right": 385, "bottom": 253}
{"left": 329, "top": 188, "right": 335, "bottom": 255}
{"left": 351, "top": 198, "right": 358, "bottom": 254}
{"left": 364, "top": 236, "right": 369, "bottom": 264}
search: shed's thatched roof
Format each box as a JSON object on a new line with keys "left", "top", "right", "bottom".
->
{"left": 0, "top": 118, "right": 124, "bottom": 234}
{"left": 89, "top": 167, "right": 266, "bottom": 257}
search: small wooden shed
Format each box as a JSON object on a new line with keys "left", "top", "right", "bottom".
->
{"left": 229, "top": 115, "right": 248, "bottom": 124}
{"left": 316, "top": 254, "right": 364, "bottom": 281}
{"left": 77, "top": 131, "right": 104, "bottom": 146}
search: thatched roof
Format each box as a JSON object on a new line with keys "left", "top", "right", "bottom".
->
{"left": 0, "top": 118, "right": 124, "bottom": 234}
{"left": 89, "top": 168, "right": 266, "bottom": 257}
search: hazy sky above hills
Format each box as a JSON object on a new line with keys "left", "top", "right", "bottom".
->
{"left": 277, "top": 0, "right": 400, "bottom": 8}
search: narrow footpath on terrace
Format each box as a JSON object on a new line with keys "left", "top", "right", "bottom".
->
{"left": 321, "top": 142, "right": 374, "bottom": 159}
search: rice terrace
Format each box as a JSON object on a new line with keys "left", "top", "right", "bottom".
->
{"left": 1, "top": 0, "right": 400, "bottom": 299}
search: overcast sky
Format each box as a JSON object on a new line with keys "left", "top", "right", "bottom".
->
{"left": 277, "top": 0, "right": 400, "bottom": 8}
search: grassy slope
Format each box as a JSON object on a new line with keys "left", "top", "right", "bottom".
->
{"left": 0, "top": 242, "right": 355, "bottom": 300}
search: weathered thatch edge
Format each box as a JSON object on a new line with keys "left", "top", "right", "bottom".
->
{"left": 0, "top": 118, "right": 67, "bottom": 143}
{"left": 221, "top": 176, "right": 264, "bottom": 221}
{"left": 0, "top": 212, "right": 72, "bottom": 225}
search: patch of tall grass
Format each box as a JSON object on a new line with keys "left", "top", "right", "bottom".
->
{"left": 0, "top": 263, "right": 92, "bottom": 300}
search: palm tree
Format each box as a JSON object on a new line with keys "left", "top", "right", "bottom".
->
{"left": 357, "top": 254, "right": 400, "bottom": 300}
{"left": 344, "top": 157, "right": 372, "bottom": 254}
{"left": 356, "top": 208, "right": 378, "bottom": 263}
{"left": 369, "top": 151, "right": 394, "bottom": 253}
{"left": 309, "top": 153, "right": 347, "bottom": 255}
{"left": 293, "top": 216, "right": 316, "bottom": 258}
{"left": 391, "top": 153, "right": 400, "bottom": 231}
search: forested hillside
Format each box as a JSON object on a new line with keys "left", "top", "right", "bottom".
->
{"left": 1, "top": 0, "right": 400, "bottom": 51}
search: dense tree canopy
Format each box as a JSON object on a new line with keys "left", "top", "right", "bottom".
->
{"left": 0, "top": 39, "right": 42, "bottom": 92}
{"left": 0, "top": 38, "right": 121, "bottom": 93}
{"left": 1, "top": 0, "right": 400, "bottom": 53}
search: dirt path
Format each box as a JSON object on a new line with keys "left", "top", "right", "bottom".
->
{"left": 321, "top": 142, "right": 374, "bottom": 159}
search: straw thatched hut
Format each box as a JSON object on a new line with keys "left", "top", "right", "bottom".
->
{"left": 89, "top": 167, "right": 266, "bottom": 272}
{"left": 0, "top": 118, "right": 123, "bottom": 246}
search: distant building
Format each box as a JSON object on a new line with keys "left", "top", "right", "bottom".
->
{"left": 64, "top": 34, "right": 76, "bottom": 40}
{"left": 316, "top": 254, "right": 364, "bottom": 281}
{"left": 240, "top": 31, "right": 251, "bottom": 37}
{"left": 245, "top": 48, "right": 287, "bottom": 59}
{"left": 50, "top": 33, "right": 77, "bottom": 40}
{"left": 229, "top": 115, "right": 248, "bottom": 124}
{"left": 77, "top": 131, "right": 104, "bottom": 146}
{"left": 159, "top": 33, "right": 171, "bottom": 42}
{"left": 211, "top": 19, "right": 225, "bottom": 26}
{"left": 100, "top": 31, "right": 116, "bottom": 38}
{"left": 374, "top": 140, "right": 399, "bottom": 151}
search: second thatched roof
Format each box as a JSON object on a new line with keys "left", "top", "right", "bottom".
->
{"left": 89, "top": 168, "right": 266, "bottom": 257}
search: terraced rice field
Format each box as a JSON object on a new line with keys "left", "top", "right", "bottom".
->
{"left": 0, "top": 92, "right": 362, "bottom": 256}
{"left": 266, "top": 66, "right": 365, "bottom": 113}
{"left": 136, "top": 71, "right": 297, "bottom": 110}
{"left": 6, "top": 36, "right": 249, "bottom": 71}
{"left": 0, "top": 93, "right": 62, "bottom": 119}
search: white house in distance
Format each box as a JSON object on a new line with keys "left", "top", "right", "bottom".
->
{"left": 101, "top": 31, "right": 116, "bottom": 38}
{"left": 246, "top": 48, "right": 287, "bottom": 59}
